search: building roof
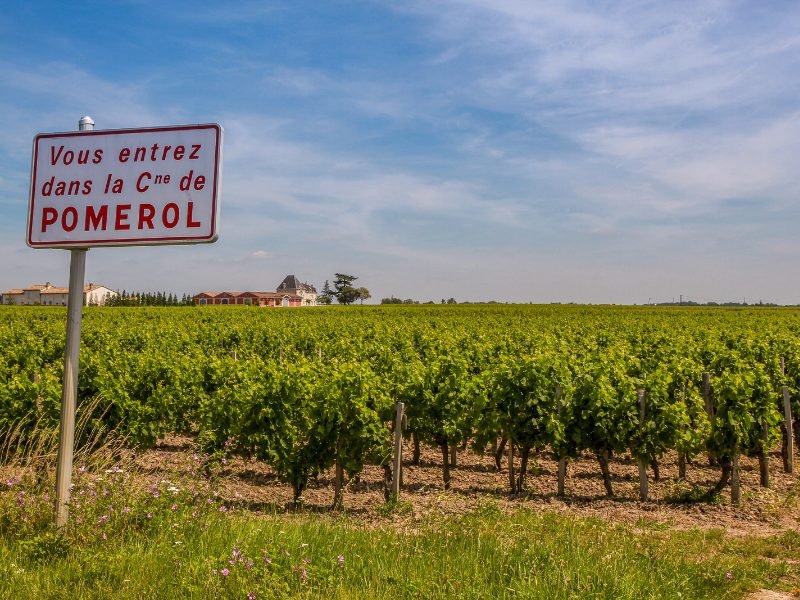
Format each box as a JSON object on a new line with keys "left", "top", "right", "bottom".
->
{"left": 277, "top": 275, "right": 316, "bottom": 293}
{"left": 1, "top": 289, "right": 23, "bottom": 295}
{"left": 193, "top": 291, "right": 302, "bottom": 300}
{"left": 251, "top": 291, "right": 301, "bottom": 298}
{"left": 278, "top": 275, "right": 300, "bottom": 290}
{"left": 41, "top": 287, "right": 70, "bottom": 294}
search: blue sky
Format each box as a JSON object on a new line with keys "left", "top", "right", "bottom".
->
{"left": 2, "top": 1, "right": 800, "bottom": 303}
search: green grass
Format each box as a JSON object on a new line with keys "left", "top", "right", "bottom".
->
{"left": 1, "top": 492, "right": 798, "bottom": 599}
{"left": 2, "top": 460, "right": 798, "bottom": 599}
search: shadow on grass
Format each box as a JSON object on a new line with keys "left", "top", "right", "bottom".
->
{"left": 237, "top": 498, "right": 373, "bottom": 516}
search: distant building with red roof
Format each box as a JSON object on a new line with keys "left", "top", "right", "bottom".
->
{"left": 194, "top": 275, "right": 317, "bottom": 307}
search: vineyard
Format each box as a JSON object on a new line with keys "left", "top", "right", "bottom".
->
{"left": 1, "top": 304, "right": 799, "bottom": 509}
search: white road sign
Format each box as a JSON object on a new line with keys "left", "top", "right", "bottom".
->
{"left": 27, "top": 124, "right": 223, "bottom": 248}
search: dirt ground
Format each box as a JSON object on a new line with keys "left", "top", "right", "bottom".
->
{"left": 136, "top": 435, "right": 800, "bottom": 537}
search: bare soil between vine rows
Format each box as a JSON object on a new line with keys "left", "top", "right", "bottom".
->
{"left": 136, "top": 435, "right": 800, "bottom": 537}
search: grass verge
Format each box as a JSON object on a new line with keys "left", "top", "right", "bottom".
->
{"left": 1, "top": 465, "right": 799, "bottom": 599}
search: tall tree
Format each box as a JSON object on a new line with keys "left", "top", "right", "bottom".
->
{"left": 356, "top": 287, "right": 371, "bottom": 305}
{"left": 333, "top": 273, "right": 359, "bottom": 305}
{"left": 319, "top": 280, "right": 334, "bottom": 305}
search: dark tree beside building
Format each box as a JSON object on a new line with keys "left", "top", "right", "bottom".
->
{"left": 333, "top": 273, "right": 360, "bottom": 305}
{"left": 319, "top": 280, "right": 334, "bottom": 305}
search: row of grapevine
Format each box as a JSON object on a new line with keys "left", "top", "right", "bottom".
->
{"left": 1, "top": 305, "right": 798, "bottom": 505}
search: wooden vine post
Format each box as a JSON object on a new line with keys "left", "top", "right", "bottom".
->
{"left": 783, "top": 386, "right": 794, "bottom": 474}
{"left": 391, "top": 402, "right": 405, "bottom": 499}
{"left": 759, "top": 419, "right": 770, "bottom": 488}
{"left": 779, "top": 359, "right": 794, "bottom": 474}
{"left": 785, "top": 362, "right": 800, "bottom": 463}
{"left": 702, "top": 372, "right": 716, "bottom": 466}
{"left": 637, "top": 389, "right": 649, "bottom": 501}
{"left": 556, "top": 385, "right": 567, "bottom": 497}
{"left": 677, "top": 383, "right": 686, "bottom": 479}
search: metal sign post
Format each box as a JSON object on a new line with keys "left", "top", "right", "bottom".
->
{"left": 54, "top": 115, "right": 93, "bottom": 529}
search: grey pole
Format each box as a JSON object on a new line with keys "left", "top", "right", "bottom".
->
{"left": 54, "top": 116, "right": 93, "bottom": 529}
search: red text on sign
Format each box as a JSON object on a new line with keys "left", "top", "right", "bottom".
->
{"left": 118, "top": 144, "right": 201, "bottom": 163}
{"left": 40, "top": 202, "right": 203, "bottom": 233}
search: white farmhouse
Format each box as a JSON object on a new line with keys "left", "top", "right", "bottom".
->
{"left": 1, "top": 282, "right": 118, "bottom": 306}
{"left": 40, "top": 285, "right": 69, "bottom": 306}
{"left": 1, "top": 288, "right": 23, "bottom": 304}
{"left": 84, "top": 283, "right": 117, "bottom": 305}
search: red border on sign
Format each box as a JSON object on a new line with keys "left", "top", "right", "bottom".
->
{"left": 27, "top": 124, "right": 222, "bottom": 248}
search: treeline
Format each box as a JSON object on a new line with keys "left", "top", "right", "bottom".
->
{"left": 105, "top": 291, "right": 195, "bottom": 307}
{"left": 381, "top": 297, "right": 422, "bottom": 304}
{"left": 656, "top": 301, "right": 781, "bottom": 307}
{"left": 381, "top": 297, "right": 457, "bottom": 304}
